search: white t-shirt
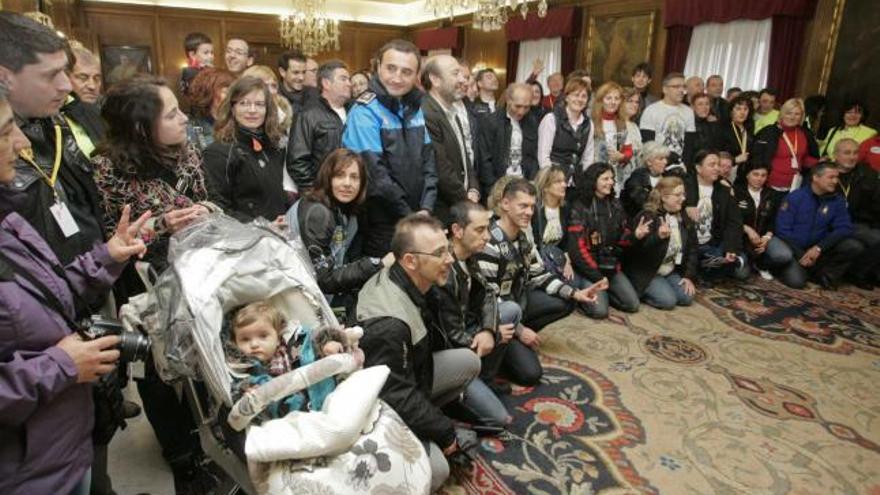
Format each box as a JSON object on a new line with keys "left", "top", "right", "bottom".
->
{"left": 332, "top": 105, "right": 347, "bottom": 124}
{"left": 658, "top": 214, "right": 682, "bottom": 276}
{"left": 649, "top": 175, "right": 661, "bottom": 188}
{"left": 639, "top": 101, "right": 696, "bottom": 165}
{"left": 542, "top": 206, "right": 563, "bottom": 246}
{"left": 748, "top": 187, "right": 762, "bottom": 208}
{"left": 696, "top": 184, "right": 714, "bottom": 245}
{"left": 507, "top": 115, "right": 524, "bottom": 176}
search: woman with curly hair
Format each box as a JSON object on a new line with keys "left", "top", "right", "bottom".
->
{"left": 203, "top": 76, "right": 289, "bottom": 223}
{"left": 185, "top": 67, "right": 235, "bottom": 150}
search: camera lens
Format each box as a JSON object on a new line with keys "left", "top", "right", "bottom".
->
{"left": 117, "top": 332, "right": 152, "bottom": 363}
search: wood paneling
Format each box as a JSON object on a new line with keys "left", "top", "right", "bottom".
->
{"left": 462, "top": 29, "right": 508, "bottom": 85}
{"left": 58, "top": 1, "right": 404, "bottom": 94}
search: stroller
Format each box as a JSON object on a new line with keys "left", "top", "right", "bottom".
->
{"left": 120, "top": 214, "right": 431, "bottom": 494}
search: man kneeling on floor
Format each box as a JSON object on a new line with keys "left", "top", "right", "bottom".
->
{"left": 358, "top": 213, "right": 480, "bottom": 491}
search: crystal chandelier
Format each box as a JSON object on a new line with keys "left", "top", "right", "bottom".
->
{"left": 279, "top": 0, "right": 340, "bottom": 57}
{"left": 425, "top": 0, "right": 547, "bottom": 31}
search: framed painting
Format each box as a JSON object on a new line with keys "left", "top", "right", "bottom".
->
{"left": 585, "top": 11, "right": 655, "bottom": 87}
{"left": 101, "top": 45, "right": 153, "bottom": 86}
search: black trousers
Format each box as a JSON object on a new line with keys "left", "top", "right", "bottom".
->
{"left": 136, "top": 359, "right": 202, "bottom": 470}
{"left": 502, "top": 289, "right": 573, "bottom": 386}
{"left": 779, "top": 238, "right": 865, "bottom": 288}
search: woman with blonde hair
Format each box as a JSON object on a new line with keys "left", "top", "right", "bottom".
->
{"left": 753, "top": 97, "right": 819, "bottom": 195}
{"left": 623, "top": 176, "right": 699, "bottom": 310}
{"left": 203, "top": 76, "right": 289, "bottom": 223}
{"left": 591, "top": 81, "right": 642, "bottom": 195}
{"left": 531, "top": 165, "right": 573, "bottom": 280}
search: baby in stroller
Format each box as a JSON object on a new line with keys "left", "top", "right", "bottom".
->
{"left": 226, "top": 300, "right": 357, "bottom": 422}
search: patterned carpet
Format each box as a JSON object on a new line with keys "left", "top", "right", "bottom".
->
{"left": 442, "top": 280, "right": 880, "bottom": 495}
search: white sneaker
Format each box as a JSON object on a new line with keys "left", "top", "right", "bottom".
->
{"left": 758, "top": 270, "right": 774, "bottom": 280}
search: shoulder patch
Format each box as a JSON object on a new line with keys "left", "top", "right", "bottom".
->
{"left": 356, "top": 91, "right": 376, "bottom": 105}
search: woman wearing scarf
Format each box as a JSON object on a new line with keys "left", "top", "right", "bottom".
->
{"left": 203, "top": 76, "right": 289, "bottom": 223}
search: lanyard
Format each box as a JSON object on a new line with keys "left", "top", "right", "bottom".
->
{"left": 781, "top": 129, "right": 799, "bottom": 160}
{"left": 18, "top": 124, "right": 63, "bottom": 191}
{"left": 732, "top": 123, "right": 747, "bottom": 154}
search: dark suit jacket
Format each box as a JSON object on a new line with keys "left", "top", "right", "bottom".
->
{"left": 422, "top": 94, "right": 479, "bottom": 222}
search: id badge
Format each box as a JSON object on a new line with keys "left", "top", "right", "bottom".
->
{"left": 49, "top": 201, "right": 80, "bottom": 237}
{"left": 500, "top": 280, "right": 513, "bottom": 296}
{"left": 790, "top": 173, "right": 802, "bottom": 191}
{"left": 790, "top": 157, "right": 799, "bottom": 170}
{"left": 675, "top": 252, "right": 683, "bottom": 264}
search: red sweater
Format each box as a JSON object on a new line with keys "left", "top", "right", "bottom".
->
{"left": 768, "top": 126, "right": 817, "bottom": 189}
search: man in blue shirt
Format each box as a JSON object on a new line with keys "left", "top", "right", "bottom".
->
{"left": 775, "top": 161, "right": 864, "bottom": 289}
{"left": 342, "top": 39, "right": 438, "bottom": 256}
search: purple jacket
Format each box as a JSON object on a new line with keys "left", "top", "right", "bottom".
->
{"left": 0, "top": 207, "right": 124, "bottom": 494}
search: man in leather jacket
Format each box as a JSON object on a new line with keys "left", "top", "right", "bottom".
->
{"left": 477, "top": 84, "right": 539, "bottom": 197}
{"left": 357, "top": 214, "right": 480, "bottom": 491}
{"left": 433, "top": 201, "right": 513, "bottom": 427}
{"left": 0, "top": 12, "right": 105, "bottom": 273}
{"left": 287, "top": 60, "right": 351, "bottom": 191}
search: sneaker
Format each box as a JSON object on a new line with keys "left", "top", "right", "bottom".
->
{"left": 758, "top": 270, "right": 774, "bottom": 280}
{"left": 701, "top": 256, "right": 726, "bottom": 269}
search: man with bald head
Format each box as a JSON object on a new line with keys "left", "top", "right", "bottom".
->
{"left": 422, "top": 54, "right": 480, "bottom": 222}
{"left": 477, "top": 83, "right": 540, "bottom": 196}
{"left": 685, "top": 75, "right": 704, "bottom": 105}
{"left": 833, "top": 138, "right": 880, "bottom": 288}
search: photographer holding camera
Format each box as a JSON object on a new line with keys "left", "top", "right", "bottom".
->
{"left": 567, "top": 162, "right": 643, "bottom": 319}
{"left": 0, "top": 85, "right": 151, "bottom": 494}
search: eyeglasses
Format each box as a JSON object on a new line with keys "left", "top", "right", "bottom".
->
{"left": 226, "top": 48, "right": 248, "bottom": 57}
{"left": 408, "top": 247, "right": 452, "bottom": 259}
{"left": 235, "top": 100, "right": 267, "bottom": 110}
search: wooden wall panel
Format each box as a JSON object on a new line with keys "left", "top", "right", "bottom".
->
{"left": 462, "top": 29, "right": 508, "bottom": 86}
{"left": 61, "top": 1, "right": 402, "bottom": 95}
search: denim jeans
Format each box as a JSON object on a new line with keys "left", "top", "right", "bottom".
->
{"left": 698, "top": 243, "right": 750, "bottom": 280}
{"left": 572, "top": 271, "right": 640, "bottom": 318}
{"left": 642, "top": 272, "right": 694, "bottom": 310}
{"left": 462, "top": 377, "right": 511, "bottom": 426}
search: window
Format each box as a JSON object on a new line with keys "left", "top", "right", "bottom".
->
{"left": 516, "top": 37, "right": 562, "bottom": 86}
{"left": 684, "top": 18, "right": 771, "bottom": 91}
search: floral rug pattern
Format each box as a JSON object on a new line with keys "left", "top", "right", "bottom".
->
{"left": 444, "top": 283, "right": 880, "bottom": 494}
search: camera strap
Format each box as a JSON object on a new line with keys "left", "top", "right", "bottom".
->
{"left": 0, "top": 250, "right": 88, "bottom": 333}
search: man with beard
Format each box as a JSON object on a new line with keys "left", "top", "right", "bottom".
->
{"left": 421, "top": 54, "right": 480, "bottom": 223}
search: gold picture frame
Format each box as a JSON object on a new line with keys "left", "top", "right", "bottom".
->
{"left": 584, "top": 11, "right": 656, "bottom": 87}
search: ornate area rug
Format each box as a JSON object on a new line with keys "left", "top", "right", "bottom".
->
{"left": 442, "top": 281, "right": 880, "bottom": 494}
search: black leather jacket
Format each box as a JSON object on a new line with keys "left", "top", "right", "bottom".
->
{"left": 202, "top": 128, "right": 288, "bottom": 223}
{"left": 7, "top": 114, "right": 105, "bottom": 265}
{"left": 432, "top": 251, "right": 499, "bottom": 349}
{"left": 287, "top": 96, "right": 345, "bottom": 190}
{"left": 477, "top": 109, "right": 539, "bottom": 197}
{"left": 294, "top": 198, "right": 381, "bottom": 295}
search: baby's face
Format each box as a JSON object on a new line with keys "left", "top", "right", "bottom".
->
{"left": 234, "top": 319, "right": 280, "bottom": 362}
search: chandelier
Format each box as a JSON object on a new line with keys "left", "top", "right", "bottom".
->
{"left": 279, "top": 0, "right": 340, "bottom": 57}
{"left": 425, "top": 0, "right": 548, "bottom": 31}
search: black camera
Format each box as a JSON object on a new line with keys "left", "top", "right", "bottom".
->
{"left": 82, "top": 316, "right": 152, "bottom": 363}
{"left": 596, "top": 246, "right": 620, "bottom": 273}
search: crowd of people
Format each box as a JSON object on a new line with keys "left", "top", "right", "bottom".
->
{"left": 1, "top": 10, "right": 878, "bottom": 494}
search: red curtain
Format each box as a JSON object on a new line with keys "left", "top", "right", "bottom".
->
{"left": 506, "top": 41, "right": 520, "bottom": 86}
{"left": 413, "top": 27, "right": 460, "bottom": 51}
{"left": 506, "top": 7, "right": 578, "bottom": 41}
{"left": 767, "top": 16, "right": 808, "bottom": 100}
{"left": 664, "top": 0, "right": 816, "bottom": 27}
{"left": 663, "top": 25, "right": 693, "bottom": 74}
